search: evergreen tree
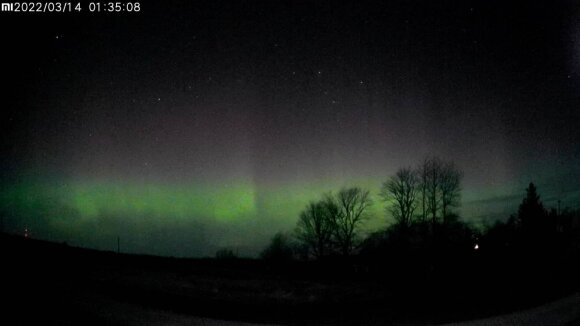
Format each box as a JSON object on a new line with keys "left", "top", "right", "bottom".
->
{"left": 517, "top": 182, "right": 547, "bottom": 233}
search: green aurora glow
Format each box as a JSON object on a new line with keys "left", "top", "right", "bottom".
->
{"left": 0, "top": 176, "right": 389, "bottom": 255}
{"left": 2, "top": 171, "right": 578, "bottom": 257}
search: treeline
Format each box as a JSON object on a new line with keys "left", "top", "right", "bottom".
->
{"left": 260, "top": 156, "right": 580, "bottom": 267}
{"left": 261, "top": 156, "right": 467, "bottom": 261}
{"left": 481, "top": 182, "right": 580, "bottom": 254}
{"left": 253, "top": 159, "right": 580, "bottom": 319}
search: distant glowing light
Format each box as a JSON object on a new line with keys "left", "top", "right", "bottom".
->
{"left": 474, "top": 244, "right": 479, "bottom": 250}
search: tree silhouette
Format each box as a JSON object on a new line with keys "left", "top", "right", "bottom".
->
{"left": 440, "top": 161, "right": 463, "bottom": 223}
{"left": 416, "top": 156, "right": 463, "bottom": 225}
{"left": 260, "top": 232, "right": 294, "bottom": 262}
{"left": 380, "top": 168, "right": 418, "bottom": 228}
{"left": 426, "top": 157, "right": 443, "bottom": 225}
{"left": 215, "top": 248, "right": 237, "bottom": 259}
{"left": 415, "top": 157, "right": 444, "bottom": 225}
{"left": 517, "top": 182, "right": 547, "bottom": 233}
{"left": 335, "top": 187, "right": 372, "bottom": 256}
{"left": 295, "top": 196, "right": 337, "bottom": 259}
{"left": 416, "top": 157, "right": 430, "bottom": 223}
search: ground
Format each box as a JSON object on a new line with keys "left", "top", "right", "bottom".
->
{"left": 2, "top": 234, "right": 578, "bottom": 325}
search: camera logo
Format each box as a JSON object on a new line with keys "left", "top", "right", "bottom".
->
{"left": 1, "top": 3, "right": 13, "bottom": 11}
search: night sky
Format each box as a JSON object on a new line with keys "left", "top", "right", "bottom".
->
{"left": 1, "top": 0, "right": 580, "bottom": 257}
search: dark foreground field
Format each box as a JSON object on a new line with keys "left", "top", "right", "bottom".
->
{"left": 1, "top": 234, "right": 579, "bottom": 325}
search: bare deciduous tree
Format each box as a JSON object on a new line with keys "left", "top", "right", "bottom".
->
{"left": 416, "top": 156, "right": 463, "bottom": 225}
{"left": 417, "top": 156, "right": 444, "bottom": 224}
{"left": 440, "top": 161, "right": 463, "bottom": 222}
{"left": 295, "top": 198, "right": 337, "bottom": 259}
{"left": 335, "top": 187, "right": 372, "bottom": 256}
{"left": 380, "top": 168, "right": 418, "bottom": 227}
{"left": 417, "top": 158, "right": 430, "bottom": 222}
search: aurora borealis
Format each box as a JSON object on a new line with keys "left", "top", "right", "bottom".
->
{"left": 2, "top": 1, "right": 580, "bottom": 257}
